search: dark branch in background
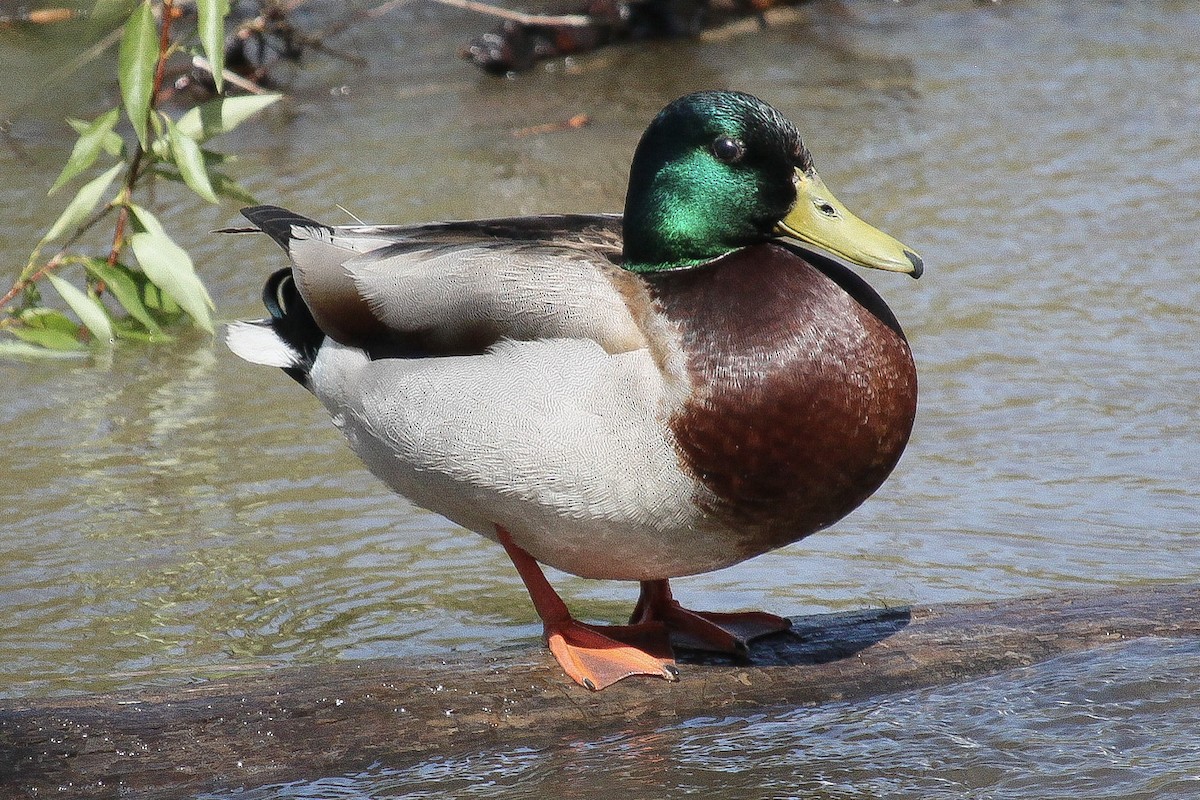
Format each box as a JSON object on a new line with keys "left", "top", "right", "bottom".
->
{"left": 166, "top": 0, "right": 371, "bottom": 99}
{"left": 450, "top": 0, "right": 819, "bottom": 74}
{"left": 163, "top": 0, "right": 824, "bottom": 91}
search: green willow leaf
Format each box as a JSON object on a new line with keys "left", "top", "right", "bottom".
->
{"left": 50, "top": 108, "right": 121, "bottom": 195}
{"left": 141, "top": 280, "right": 182, "bottom": 315}
{"left": 90, "top": 0, "right": 137, "bottom": 30}
{"left": 175, "top": 93, "right": 282, "bottom": 143}
{"left": 167, "top": 120, "right": 219, "bottom": 203}
{"left": 148, "top": 128, "right": 171, "bottom": 161}
{"left": 46, "top": 273, "right": 115, "bottom": 345}
{"left": 196, "top": 0, "right": 230, "bottom": 93}
{"left": 108, "top": 321, "right": 174, "bottom": 343}
{"left": 69, "top": 117, "right": 125, "bottom": 158}
{"left": 0, "top": 338, "right": 91, "bottom": 359}
{"left": 127, "top": 202, "right": 170, "bottom": 240}
{"left": 82, "top": 258, "right": 164, "bottom": 336}
{"left": 208, "top": 170, "right": 258, "bottom": 205}
{"left": 10, "top": 308, "right": 86, "bottom": 351}
{"left": 118, "top": 0, "right": 158, "bottom": 149}
{"left": 127, "top": 204, "right": 215, "bottom": 334}
{"left": 43, "top": 162, "right": 122, "bottom": 243}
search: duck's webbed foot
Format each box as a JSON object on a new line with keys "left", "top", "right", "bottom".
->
{"left": 496, "top": 526, "right": 678, "bottom": 690}
{"left": 630, "top": 578, "right": 793, "bottom": 656}
{"left": 544, "top": 618, "right": 678, "bottom": 691}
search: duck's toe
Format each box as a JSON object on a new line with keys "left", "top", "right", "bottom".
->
{"left": 631, "top": 579, "right": 793, "bottom": 656}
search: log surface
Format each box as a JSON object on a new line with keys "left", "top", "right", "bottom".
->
{"left": 2, "top": 583, "right": 1196, "bottom": 797}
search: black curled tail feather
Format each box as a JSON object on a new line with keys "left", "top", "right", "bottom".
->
{"left": 264, "top": 267, "right": 325, "bottom": 386}
{"left": 243, "top": 204, "right": 330, "bottom": 379}
{"left": 225, "top": 206, "right": 334, "bottom": 386}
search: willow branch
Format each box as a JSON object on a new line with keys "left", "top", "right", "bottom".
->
{"left": 105, "top": 0, "right": 177, "bottom": 268}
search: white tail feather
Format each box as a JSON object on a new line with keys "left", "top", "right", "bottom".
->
{"left": 225, "top": 320, "right": 301, "bottom": 368}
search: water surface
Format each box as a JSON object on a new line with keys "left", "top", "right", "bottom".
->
{"left": 1, "top": 0, "right": 1197, "bottom": 795}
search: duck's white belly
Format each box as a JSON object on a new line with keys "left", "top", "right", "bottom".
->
{"left": 309, "top": 338, "right": 742, "bottom": 580}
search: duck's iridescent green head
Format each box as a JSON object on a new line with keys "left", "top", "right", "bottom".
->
{"left": 622, "top": 91, "right": 923, "bottom": 278}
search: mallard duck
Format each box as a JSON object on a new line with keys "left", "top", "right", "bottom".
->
{"left": 227, "top": 90, "right": 921, "bottom": 690}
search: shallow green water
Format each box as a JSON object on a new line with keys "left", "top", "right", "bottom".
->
{"left": 1, "top": 0, "right": 1198, "bottom": 796}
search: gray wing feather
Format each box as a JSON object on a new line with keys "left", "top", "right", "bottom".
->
{"left": 281, "top": 213, "right": 643, "bottom": 356}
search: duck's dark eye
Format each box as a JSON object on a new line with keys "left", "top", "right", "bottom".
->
{"left": 711, "top": 136, "right": 745, "bottom": 164}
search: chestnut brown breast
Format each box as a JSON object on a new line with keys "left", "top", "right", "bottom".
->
{"left": 646, "top": 243, "right": 917, "bottom": 557}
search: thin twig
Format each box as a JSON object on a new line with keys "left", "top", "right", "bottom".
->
{"left": 0, "top": 204, "right": 117, "bottom": 312}
{"left": 426, "top": 0, "right": 594, "bottom": 27}
{"left": 363, "top": 0, "right": 416, "bottom": 19}
{"left": 191, "top": 55, "right": 270, "bottom": 94}
{"left": 511, "top": 113, "right": 591, "bottom": 138}
{"left": 0, "top": 7, "right": 80, "bottom": 26}
{"left": 291, "top": 0, "right": 417, "bottom": 68}
{"left": 317, "top": 0, "right": 417, "bottom": 38}
{"left": 698, "top": 5, "right": 808, "bottom": 41}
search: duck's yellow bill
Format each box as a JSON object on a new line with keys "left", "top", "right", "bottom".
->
{"left": 776, "top": 169, "right": 923, "bottom": 279}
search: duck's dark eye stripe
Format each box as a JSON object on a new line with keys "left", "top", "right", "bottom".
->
{"left": 711, "top": 136, "right": 745, "bottom": 163}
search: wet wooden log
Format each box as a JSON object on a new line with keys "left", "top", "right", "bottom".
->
{"left": 2, "top": 583, "right": 1197, "bottom": 796}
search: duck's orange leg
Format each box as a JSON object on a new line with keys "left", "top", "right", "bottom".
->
{"left": 495, "top": 526, "right": 678, "bottom": 690}
{"left": 631, "top": 579, "right": 793, "bottom": 656}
